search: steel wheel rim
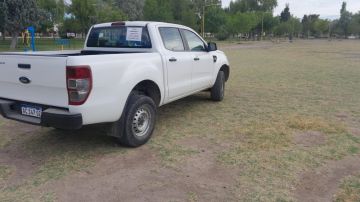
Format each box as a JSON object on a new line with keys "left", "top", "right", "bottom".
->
{"left": 132, "top": 105, "right": 151, "bottom": 137}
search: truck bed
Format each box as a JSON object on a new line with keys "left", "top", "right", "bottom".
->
{"left": 0, "top": 50, "right": 146, "bottom": 57}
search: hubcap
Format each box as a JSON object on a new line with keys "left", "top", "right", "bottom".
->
{"left": 132, "top": 106, "right": 151, "bottom": 137}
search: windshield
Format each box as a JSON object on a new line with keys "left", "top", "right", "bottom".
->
{"left": 86, "top": 26, "right": 152, "bottom": 49}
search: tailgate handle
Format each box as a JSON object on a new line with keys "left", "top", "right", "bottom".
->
{"left": 18, "top": 64, "right": 31, "bottom": 69}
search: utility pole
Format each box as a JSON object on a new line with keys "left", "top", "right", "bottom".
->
{"left": 261, "top": 14, "right": 264, "bottom": 40}
{"left": 201, "top": 1, "right": 221, "bottom": 38}
{"left": 202, "top": 5, "right": 205, "bottom": 38}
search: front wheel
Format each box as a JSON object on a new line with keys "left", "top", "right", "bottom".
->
{"left": 211, "top": 71, "right": 225, "bottom": 101}
{"left": 116, "top": 93, "right": 157, "bottom": 147}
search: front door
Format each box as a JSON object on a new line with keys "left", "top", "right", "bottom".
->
{"left": 159, "top": 27, "right": 193, "bottom": 100}
{"left": 181, "top": 29, "right": 214, "bottom": 91}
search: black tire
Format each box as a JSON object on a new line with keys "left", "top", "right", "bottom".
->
{"left": 211, "top": 71, "right": 225, "bottom": 101}
{"left": 114, "top": 93, "right": 157, "bottom": 147}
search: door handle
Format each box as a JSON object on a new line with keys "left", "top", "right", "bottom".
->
{"left": 194, "top": 57, "right": 200, "bottom": 61}
{"left": 169, "top": 57, "right": 177, "bottom": 62}
{"left": 18, "top": 64, "right": 31, "bottom": 69}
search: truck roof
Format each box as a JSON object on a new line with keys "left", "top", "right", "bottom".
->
{"left": 93, "top": 21, "right": 189, "bottom": 29}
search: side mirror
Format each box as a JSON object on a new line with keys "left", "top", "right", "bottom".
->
{"left": 208, "top": 42, "right": 217, "bottom": 52}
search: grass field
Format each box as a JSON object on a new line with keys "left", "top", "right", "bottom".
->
{"left": 0, "top": 38, "right": 84, "bottom": 52}
{"left": 0, "top": 39, "right": 360, "bottom": 201}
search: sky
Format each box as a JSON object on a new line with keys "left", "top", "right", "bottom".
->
{"left": 222, "top": 0, "right": 360, "bottom": 19}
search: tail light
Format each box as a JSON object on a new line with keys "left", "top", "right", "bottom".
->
{"left": 66, "top": 66, "right": 92, "bottom": 105}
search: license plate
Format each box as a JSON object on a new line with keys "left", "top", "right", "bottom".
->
{"left": 21, "top": 104, "right": 42, "bottom": 118}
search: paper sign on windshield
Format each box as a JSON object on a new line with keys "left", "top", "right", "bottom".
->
{"left": 126, "top": 27, "right": 143, "bottom": 42}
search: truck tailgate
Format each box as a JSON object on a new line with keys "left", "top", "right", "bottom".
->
{"left": 0, "top": 55, "right": 68, "bottom": 107}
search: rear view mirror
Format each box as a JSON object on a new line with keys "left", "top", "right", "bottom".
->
{"left": 208, "top": 42, "right": 217, "bottom": 52}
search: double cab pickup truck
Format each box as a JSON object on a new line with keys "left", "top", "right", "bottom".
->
{"left": 0, "top": 21, "right": 230, "bottom": 147}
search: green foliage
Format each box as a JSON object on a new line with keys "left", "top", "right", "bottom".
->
{"left": 280, "top": 4, "right": 290, "bottom": 22}
{"left": 215, "top": 26, "right": 230, "bottom": 40}
{"left": 204, "top": 6, "right": 227, "bottom": 34}
{"left": 114, "top": 0, "right": 145, "bottom": 20}
{"left": 37, "top": 0, "right": 65, "bottom": 33}
{"left": 169, "top": 0, "right": 197, "bottom": 29}
{"left": 349, "top": 12, "right": 360, "bottom": 35}
{"left": 338, "top": 1, "right": 352, "bottom": 37}
{"left": 3, "top": 0, "right": 40, "bottom": 33}
{"left": 96, "top": 3, "right": 127, "bottom": 23}
{"left": 2, "top": 0, "right": 40, "bottom": 49}
{"left": 0, "top": 2, "right": 5, "bottom": 38}
{"left": 313, "top": 19, "right": 330, "bottom": 36}
{"left": 59, "top": 17, "right": 81, "bottom": 35}
{"left": 69, "top": 0, "right": 97, "bottom": 34}
{"left": 228, "top": 12, "right": 259, "bottom": 35}
{"left": 229, "top": 0, "right": 277, "bottom": 13}
{"left": 143, "top": 0, "right": 173, "bottom": 22}
{"left": 274, "top": 16, "right": 301, "bottom": 37}
{"left": 302, "top": 14, "right": 320, "bottom": 38}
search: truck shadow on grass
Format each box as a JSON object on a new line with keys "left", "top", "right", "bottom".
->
{"left": 0, "top": 92, "right": 214, "bottom": 195}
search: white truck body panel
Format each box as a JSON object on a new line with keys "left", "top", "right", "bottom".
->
{"left": 0, "top": 55, "right": 69, "bottom": 107}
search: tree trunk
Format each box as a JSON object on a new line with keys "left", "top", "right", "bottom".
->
{"left": 1, "top": 29, "right": 5, "bottom": 41}
{"left": 10, "top": 32, "right": 19, "bottom": 50}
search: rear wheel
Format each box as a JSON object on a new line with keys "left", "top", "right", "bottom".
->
{"left": 114, "top": 93, "right": 157, "bottom": 147}
{"left": 211, "top": 71, "right": 225, "bottom": 101}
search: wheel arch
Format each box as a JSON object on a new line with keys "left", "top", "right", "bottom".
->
{"left": 220, "top": 64, "right": 230, "bottom": 82}
{"left": 132, "top": 80, "right": 162, "bottom": 106}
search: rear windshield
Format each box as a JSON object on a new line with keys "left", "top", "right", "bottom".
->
{"left": 86, "top": 26, "right": 152, "bottom": 48}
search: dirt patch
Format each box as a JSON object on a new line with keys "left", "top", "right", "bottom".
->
{"left": 0, "top": 119, "right": 42, "bottom": 186}
{"left": 40, "top": 138, "right": 239, "bottom": 201}
{"left": 350, "top": 128, "right": 360, "bottom": 137}
{"left": 293, "top": 131, "right": 326, "bottom": 148}
{"left": 294, "top": 155, "right": 360, "bottom": 202}
{"left": 221, "top": 41, "right": 275, "bottom": 50}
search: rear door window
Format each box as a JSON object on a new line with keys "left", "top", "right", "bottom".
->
{"left": 159, "top": 27, "right": 185, "bottom": 51}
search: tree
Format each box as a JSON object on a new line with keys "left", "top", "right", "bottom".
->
{"left": 69, "top": 0, "right": 96, "bottom": 37}
{"left": 302, "top": 14, "right": 319, "bottom": 38}
{"left": 3, "top": 0, "right": 40, "bottom": 49}
{"left": 169, "top": 0, "right": 197, "bottom": 29}
{"left": 0, "top": 1, "right": 5, "bottom": 40}
{"left": 274, "top": 16, "right": 301, "bottom": 38}
{"left": 114, "top": 0, "right": 145, "bottom": 20}
{"left": 229, "top": 0, "right": 277, "bottom": 13}
{"left": 96, "top": 1, "right": 127, "bottom": 23}
{"left": 349, "top": 12, "right": 360, "bottom": 35}
{"left": 59, "top": 17, "right": 81, "bottom": 36}
{"left": 204, "top": 6, "right": 227, "bottom": 34}
{"left": 313, "top": 19, "right": 330, "bottom": 37}
{"left": 338, "top": 2, "right": 352, "bottom": 37}
{"left": 280, "top": 4, "right": 290, "bottom": 22}
{"left": 143, "top": 0, "right": 173, "bottom": 22}
{"left": 37, "top": 0, "right": 65, "bottom": 34}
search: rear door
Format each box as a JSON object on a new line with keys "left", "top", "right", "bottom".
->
{"left": 0, "top": 55, "right": 69, "bottom": 107}
{"left": 181, "top": 29, "right": 214, "bottom": 91}
{"left": 159, "top": 27, "right": 193, "bottom": 100}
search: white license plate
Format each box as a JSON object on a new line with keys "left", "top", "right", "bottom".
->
{"left": 21, "top": 105, "right": 42, "bottom": 118}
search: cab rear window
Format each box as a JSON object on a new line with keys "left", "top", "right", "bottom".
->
{"left": 87, "top": 26, "right": 152, "bottom": 48}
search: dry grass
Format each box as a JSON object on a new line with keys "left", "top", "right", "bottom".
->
{"left": 335, "top": 175, "right": 360, "bottom": 202}
{"left": 0, "top": 40, "right": 360, "bottom": 201}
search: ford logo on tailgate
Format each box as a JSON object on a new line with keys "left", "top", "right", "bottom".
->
{"left": 19, "top": 77, "right": 31, "bottom": 84}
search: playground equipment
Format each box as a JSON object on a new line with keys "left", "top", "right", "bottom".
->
{"left": 22, "top": 26, "right": 36, "bottom": 52}
{"left": 55, "top": 39, "right": 70, "bottom": 51}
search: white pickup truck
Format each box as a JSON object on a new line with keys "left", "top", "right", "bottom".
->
{"left": 0, "top": 21, "right": 230, "bottom": 147}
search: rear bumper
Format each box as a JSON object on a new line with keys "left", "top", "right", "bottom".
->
{"left": 0, "top": 99, "right": 83, "bottom": 130}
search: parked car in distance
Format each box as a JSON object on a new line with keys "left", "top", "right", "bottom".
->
{"left": 0, "top": 21, "right": 230, "bottom": 147}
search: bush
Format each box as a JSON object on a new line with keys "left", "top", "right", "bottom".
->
{"left": 215, "top": 28, "right": 230, "bottom": 41}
